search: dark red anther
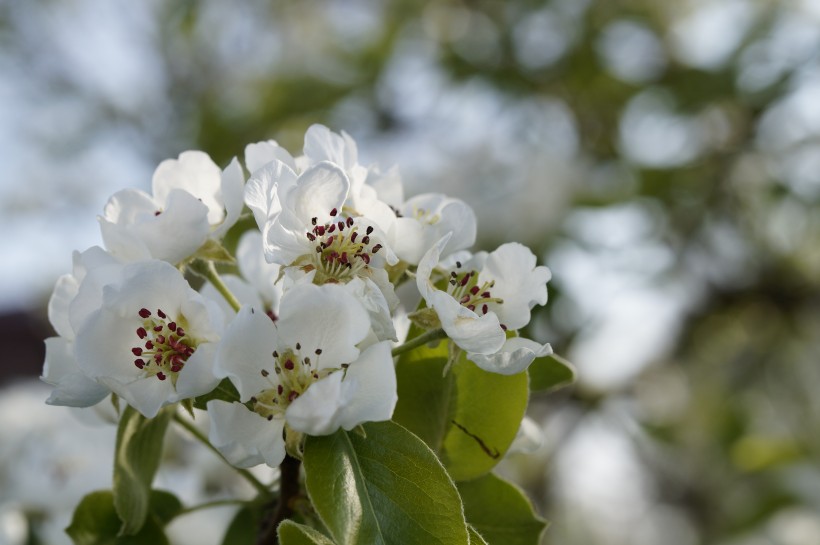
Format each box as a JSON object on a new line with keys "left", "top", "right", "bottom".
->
{"left": 451, "top": 271, "right": 458, "bottom": 278}
{"left": 328, "top": 223, "right": 336, "bottom": 234}
{"left": 366, "top": 226, "right": 374, "bottom": 235}
{"left": 307, "top": 232, "right": 316, "bottom": 241}
{"left": 295, "top": 342, "right": 301, "bottom": 350}
{"left": 316, "top": 246, "right": 323, "bottom": 253}
{"left": 288, "top": 391, "right": 299, "bottom": 402}
{"left": 372, "top": 244, "right": 382, "bottom": 253}
{"left": 137, "top": 327, "right": 147, "bottom": 339}
{"left": 482, "top": 304, "right": 488, "bottom": 314}
{"left": 154, "top": 325, "right": 163, "bottom": 332}
{"left": 456, "top": 261, "right": 462, "bottom": 268}
{"left": 359, "top": 253, "right": 370, "bottom": 265}
{"left": 315, "top": 348, "right": 322, "bottom": 355}
{"left": 500, "top": 324, "right": 508, "bottom": 331}
{"left": 154, "top": 210, "right": 161, "bottom": 216}
{"left": 482, "top": 292, "right": 491, "bottom": 298}
{"left": 284, "top": 359, "right": 295, "bottom": 370}
{"left": 346, "top": 216, "right": 354, "bottom": 227}
{"left": 362, "top": 235, "right": 370, "bottom": 245}
{"left": 470, "top": 286, "right": 480, "bottom": 295}
{"left": 338, "top": 221, "right": 345, "bottom": 231}
{"left": 134, "top": 359, "right": 145, "bottom": 369}
{"left": 340, "top": 252, "right": 348, "bottom": 264}
{"left": 350, "top": 231, "right": 358, "bottom": 243}
{"left": 330, "top": 207, "right": 338, "bottom": 216}
{"left": 139, "top": 308, "right": 151, "bottom": 319}
{"left": 278, "top": 384, "right": 284, "bottom": 394}
{"left": 157, "top": 309, "right": 167, "bottom": 319}
{"left": 273, "top": 350, "right": 279, "bottom": 358}
{"left": 460, "top": 295, "right": 471, "bottom": 304}
{"left": 467, "top": 304, "right": 476, "bottom": 312}
{"left": 171, "top": 364, "right": 182, "bottom": 373}
{"left": 316, "top": 225, "right": 325, "bottom": 236}
{"left": 176, "top": 328, "right": 185, "bottom": 337}
{"left": 132, "top": 347, "right": 143, "bottom": 356}
{"left": 156, "top": 372, "right": 167, "bottom": 381}
{"left": 156, "top": 335, "right": 165, "bottom": 344}
{"left": 311, "top": 217, "right": 318, "bottom": 225}
{"left": 154, "top": 353, "right": 162, "bottom": 363}
{"left": 168, "top": 322, "right": 177, "bottom": 331}
{"left": 325, "top": 236, "right": 334, "bottom": 246}
{"left": 145, "top": 341, "right": 154, "bottom": 349}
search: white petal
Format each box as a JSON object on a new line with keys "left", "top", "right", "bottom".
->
{"left": 401, "top": 194, "right": 476, "bottom": 261}
{"left": 335, "top": 341, "right": 397, "bottom": 430}
{"left": 244, "top": 140, "right": 297, "bottom": 174}
{"left": 174, "top": 342, "right": 220, "bottom": 400}
{"left": 480, "top": 243, "right": 551, "bottom": 330}
{"left": 287, "top": 162, "right": 349, "bottom": 226}
{"left": 303, "top": 124, "right": 357, "bottom": 172}
{"left": 244, "top": 159, "right": 296, "bottom": 230}
{"left": 343, "top": 277, "right": 397, "bottom": 342}
{"left": 276, "top": 284, "right": 369, "bottom": 370}
{"left": 48, "top": 274, "right": 79, "bottom": 340}
{"left": 416, "top": 232, "right": 452, "bottom": 301}
{"left": 215, "top": 305, "right": 279, "bottom": 401}
{"left": 152, "top": 151, "right": 225, "bottom": 226}
{"left": 285, "top": 372, "right": 346, "bottom": 436}
{"left": 211, "top": 157, "right": 245, "bottom": 237}
{"left": 42, "top": 337, "right": 109, "bottom": 407}
{"left": 508, "top": 416, "right": 544, "bottom": 455}
{"left": 431, "top": 290, "right": 505, "bottom": 355}
{"left": 99, "top": 373, "right": 175, "bottom": 418}
{"left": 366, "top": 165, "right": 404, "bottom": 208}
{"left": 236, "top": 230, "right": 282, "bottom": 309}
{"left": 208, "top": 400, "right": 286, "bottom": 468}
{"left": 199, "top": 274, "right": 265, "bottom": 317}
{"left": 468, "top": 337, "right": 552, "bottom": 375}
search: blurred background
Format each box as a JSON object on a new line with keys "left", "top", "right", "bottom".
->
{"left": 2, "top": 0, "right": 820, "bottom": 543}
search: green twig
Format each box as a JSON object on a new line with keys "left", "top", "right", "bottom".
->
{"left": 391, "top": 328, "right": 448, "bottom": 358}
{"left": 191, "top": 260, "right": 242, "bottom": 312}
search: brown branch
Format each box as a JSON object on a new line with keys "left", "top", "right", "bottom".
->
{"left": 257, "top": 454, "right": 301, "bottom": 545}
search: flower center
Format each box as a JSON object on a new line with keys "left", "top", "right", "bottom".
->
{"left": 447, "top": 261, "right": 505, "bottom": 326}
{"left": 250, "top": 344, "right": 346, "bottom": 421}
{"left": 130, "top": 307, "right": 195, "bottom": 384}
{"left": 298, "top": 208, "right": 383, "bottom": 284}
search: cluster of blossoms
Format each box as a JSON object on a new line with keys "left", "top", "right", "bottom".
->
{"left": 42, "top": 124, "right": 552, "bottom": 469}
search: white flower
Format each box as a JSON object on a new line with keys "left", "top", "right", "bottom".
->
{"left": 99, "top": 151, "right": 244, "bottom": 264}
{"left": 416, "top": 234, "right": 552, "bottom": 374}
{"left": 391, "top": 193, "right": 477, "bottom": 265}
{"left": 244, "top": 157, "right": 399, "bottom": 340}
{"left": 207, "top": 283, "right": 397, "bottom": 468}
{"left": 74, "top": 260, "right": 224, "bottom": 417}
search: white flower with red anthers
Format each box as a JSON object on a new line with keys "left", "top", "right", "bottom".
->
{"left": 416, "top": 234, "right": 553, "bottom": 375}
{"left": 99, "top": 151, "right": 244, "bottom": 264}
{"left": 245, "top": 157, "right": 399, "bottom": 340}
{"left": 73, "top": 260, "right": 224, "bottom": 418}
{"left": 206, "top": 283, "right": 396, "bottom": 468}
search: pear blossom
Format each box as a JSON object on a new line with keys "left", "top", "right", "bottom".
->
{"left": 416, "top": 233, "right": 552, "bottom": 375}
{"left": 99, "top": 151, "right": 244, "bottom": 264}
{"left": 73, "top": 260, "right": 224, "bottom": 418}
{"left": 207, "top": 283, "right": 397, "bottom": 468}
{"left": 245, "top": 157, "right": 399, "bottom": 340}
{"left": 391, "top": 193, "right": 477, "bottom": 265}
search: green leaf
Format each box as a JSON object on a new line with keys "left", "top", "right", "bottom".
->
{"left": 193, "top": 377, "right": 241, "bottom": 410}
{"left": 278, "top": 520, "right": 337, "bottom": 545}
{"left": 221, "top": 505, "right": 262, "bottom": 545}
{"left": 528, "top": 353, "right": 576, "bottom": 393}
{"left": 393, "top": 342, "right": 530, "bottom": 481}
{"left": 113, "top": 405, "right": 174, "bottom": 535}
{"left": 303, "top": 420, "right": 469, "bottom": 545}
{"left": 66, "top": 490, "right": 176, "bottom": 545}
{"left": 468, "top": 525, "right": 489, "bottom": 545}
{"left": 457, "top": 473, "right": 547, "bottom": 545}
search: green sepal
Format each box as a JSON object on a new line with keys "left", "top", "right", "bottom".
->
{"left": 66, "top": 489, "right": 181, "bottom": 545}
{"left": 303, "top": 420, "right": 470, "bottom": 545}
{"left": 277, "top": 520, "right": 337, "bottom": 545}
{"left": 192, "top": 377, "right": 241, "bottom": 410}
{"left": 457, "top": 473, "right": 547, "bottom": 545}
{"left": 528, "top": 353, "right": 576, "bottom": 393}
{"left": 112, "top": 405, "right": 174, "bottom": 536}
{"left": 393, "top": 340, "right": 529, "bottom": 481}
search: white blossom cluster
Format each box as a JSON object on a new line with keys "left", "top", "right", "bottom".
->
{"left": 42, "top": 125, "right": 552, "bottom": 469}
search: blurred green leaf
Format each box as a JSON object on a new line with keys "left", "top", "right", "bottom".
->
{"left": 66, "top": 490, "right": 178, "bottom": 545}
{"left": 528, "top": 353, "right": 576, "bottom": 393}
{"left": 221, "top": 505, "right": 262, "bottom": 545}
{"left": 277, "top": 520, "right": 337, "bottom": 545}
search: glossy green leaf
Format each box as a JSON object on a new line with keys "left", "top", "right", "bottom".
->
{"left": 303, "top": 420, "right": 469, "bottom": 545}
{"left": 528, "top": 353, "right": 576, "bottom": 393}
{"left": 457, "top": 473, "right": 547, "bottom": 545}
{"left": 468, "top": 525, "right": 489, "bottom": 545}
{"left": 393, "top": 341, "right": 530, "bottom": 481}
{"left": 113, "top": 405, "right": 174, "bottom": 535}
{"left": 66, "top": 490, "right": 176, "bottom": 545}
{"left": 221, "top": 506, "right": 262, "bottom": 545}
{"left": 278, "top": 520, "right": 337, "bottom": 545}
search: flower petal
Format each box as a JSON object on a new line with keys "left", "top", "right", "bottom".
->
{"left": 208, "top": 400, "right": 286, "bottom": 468}
{"left": 430, "top": 290, "right": 505, "bottom": 355}
{"left": 211, "top": 157, "right": 245, "bottom": 238}
{"left": 215, "top": 305, "right": 278, "bottom": 401}
{"left": 244, "top": 140, "right": 297, "bottom": 174}
{"left": 468, "top": 337, "right": 552, "bottom": 375}
{"left": 42, "top": 337, "right": 109, "bottom": 407}
{"left": 244, "top": 158, "right": 296, "bottom": 231}
{"left": 480, "top": 243, "right": 551, "bottom": 330}
{"left": 152, "top": 151, "right": 225, "bottom": 226}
